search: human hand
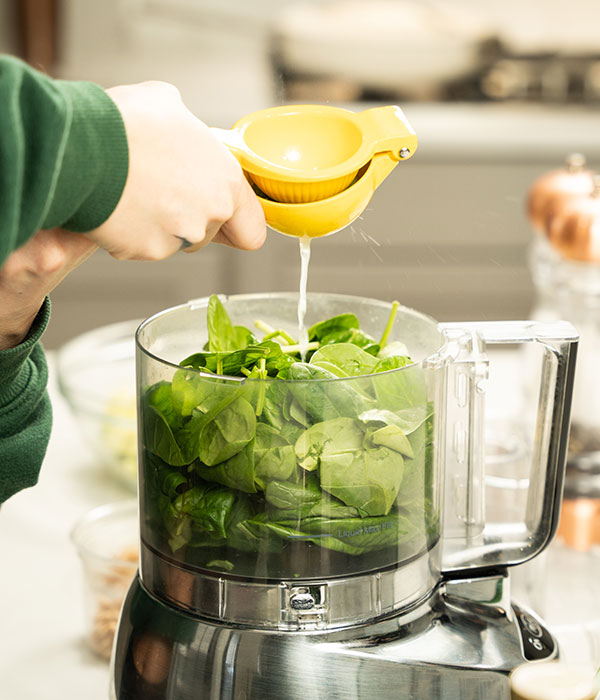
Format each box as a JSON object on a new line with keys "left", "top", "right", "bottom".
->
{"left": 89, "top": 81, "right": 266, "bottom": 261}
{"left": 0, "top": 228, "right": 96, "bottom": 350}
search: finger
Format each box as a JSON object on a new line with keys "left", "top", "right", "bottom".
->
{"left": 214, "top": 180, "right": 266, "bottom": 251}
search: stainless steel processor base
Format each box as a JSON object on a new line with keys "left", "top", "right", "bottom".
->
{"left": 111, "top": 571, "right": 556, "bottom": 700}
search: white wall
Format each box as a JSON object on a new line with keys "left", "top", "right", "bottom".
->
{"left": 55, "top": 0, "right": 299, "bottom": 125}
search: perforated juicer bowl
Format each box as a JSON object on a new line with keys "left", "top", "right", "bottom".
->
{"left": 237, "top": 108, "right": 364, "bottom": 203}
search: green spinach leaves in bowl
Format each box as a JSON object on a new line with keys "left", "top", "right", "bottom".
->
{"left": 140, "top": 296, "right": 436, "bottom": 578}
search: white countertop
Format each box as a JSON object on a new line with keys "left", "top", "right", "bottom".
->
{"left": 0, "top": 357, "right": 133, "bottom": 700}
{"left": 1, "top": 352, "right": 598, "bottom": 698}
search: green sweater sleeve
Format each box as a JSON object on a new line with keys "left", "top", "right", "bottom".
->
{"left": 0, "top": 55, "right": 129, "bottom": 263}
{"left": 0, "top": 56, "right": 129, "bottom": 502}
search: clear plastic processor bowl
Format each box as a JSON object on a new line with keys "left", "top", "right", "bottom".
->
{"left": 136, "top": 293, "right": 442, "bottom": 583}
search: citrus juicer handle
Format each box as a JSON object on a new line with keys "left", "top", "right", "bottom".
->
{"left": 433, "top": 320, "right": 578, "bottom": 576}
{"left": 352, "top": 106, "right": 418, "bottom": 192}
{"left": 353, "top": 105, "right": 418, "bottom": 161}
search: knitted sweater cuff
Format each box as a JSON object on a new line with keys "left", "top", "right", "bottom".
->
{"left": 0, "top": 297, "right": 51, "bottom": 408}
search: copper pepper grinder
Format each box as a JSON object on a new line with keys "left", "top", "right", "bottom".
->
{"left": 527, "top": 152, "right": 594, "bottom": 234}
{"left": 527, "top": 162, "right": 600, "bottom": 551}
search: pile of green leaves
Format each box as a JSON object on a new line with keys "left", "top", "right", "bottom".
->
{"left": 142, "top": 295, "right": 436, "bottom": 570}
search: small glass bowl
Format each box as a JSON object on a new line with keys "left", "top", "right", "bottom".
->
{"left": 71, "top": 500, "right": 139, "bottom": 661}
{"left": 56, "top": 319, "right": 141, "bottom": 491}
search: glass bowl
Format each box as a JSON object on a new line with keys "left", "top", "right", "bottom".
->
{"left": 71, "top": 500, "right": 139, "bottom": 661}
{"left": 56, "top": 319, "right": 140, "bottom": 491}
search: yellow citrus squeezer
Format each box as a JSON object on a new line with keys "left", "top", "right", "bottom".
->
{"left": 213, "top": 104, "right": 417, "bottom": 238}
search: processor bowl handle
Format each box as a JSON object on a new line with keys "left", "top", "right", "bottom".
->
{"left": 437, "top": 320, "right": 578, "bottom": 575}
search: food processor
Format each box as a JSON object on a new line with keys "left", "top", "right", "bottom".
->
{"left": 111, "top": 292, "right": 577, "bottom": 700}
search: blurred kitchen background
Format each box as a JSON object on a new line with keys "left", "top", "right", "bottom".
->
{"left": 2, "top": 0, "right": 600, "bottom": 346}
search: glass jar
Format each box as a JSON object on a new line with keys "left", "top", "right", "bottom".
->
{"left": 528, "top": 181, "right": 600, "bottom": 468}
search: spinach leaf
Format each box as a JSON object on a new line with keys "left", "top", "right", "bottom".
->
{"left": 152, "top": 461, "right": 193, "bottom": 551}
{"left": 319, "top": 444, "right": 404, "bottom": 516}
{"left": 200, "top": 438, "right": 257, "bottom": 493}
{"left": 308, "top": 496, "right": 360, "bottom": 519}
{"left": 173, "top": 484, "right": 237, "bottom": 540}
{"left": 254, "top": 424, "right": 297, "bottom": 488}
{"left": 159, "top": 496, "right": 192, "bottom": 552}
{"left": 267, "top": 480, "right": 360, "bottom": 520}
{"left": 143, "top": 382, "right": 193, "bottom": 466}
{"left": 206, "top": 294, "right": 255, "bottom": 352}
{"left": 188, "top": 491, "right": 260, "bottom": 551}
{"left": 374, "top": 355, "right": 414, "bottom": 373}
{"left": 206, "top": 559, "right": 234, "bottom": 572}
{"left": 372, "top": 357, "right": 427, "bottom": 410}
{"left": 395, "top": 411, "right": 435, "bottom": 508}
{"left": 368, "top": 424, "right": 414, "bottom": 458}
{"left": 295, "top": 417, "right": 364, "bottom": 471}
{"left": 247, "top": 512, "right": 416, "bottom": 556}
{"left": 305, "top": 360, "right": 348, "bottom": 377}
{"left": 156, "top": 463, "right": 189, "bottom": 498}
{"left": 377, "top": 340, "right": 409, "bottom": 359}
{"left": 308, "top": 313, "right": 359, "bottom": 342}
{"left": 261, "top": 341, "right": 296, "bottom": 375}
{"left": 261, "top": 381, "right": 289, "bottom": 430}
{"left": 264, "top": 476, "right": 322, "bottom": 510}
{"left": 181, "top": 341, "right": 293, "bottom": 379}
{"left": 181, "top": 346, "right": 270, "bottom": 375}
{"left": 359, "top": 407, "right": 430, "bottom": 435}
{"left": 309, "top": 342, "right": 378, "bottom": 377}
{"left": 171, "top": 382, "right": 247, "bottom": 464}
{"left": 280, "top": 421, "right": 305, "bottom": 445}
{"left": 198, "top": 396, "right": 256, "bottom": 466}
{"left": 395, "top": 459, "right": 425, "bottom": 508}
{"left": 285, "top": 362, "right": 373, "bottom": 422}
{"left": 320, "top": 327, "right": 379, "bottom": 356}
{"left": 171, "top": 367, "right": 219, "bottom": 416}
{"left": 294, "top": 416, "right": 404, "bottom": 516}
{"left": 232, "top": 326, "right": 258, "bottom": 349}
{"left": 146, "top": 381, "right": 182, "bottom": 430}
{"left": 288, "top": 398, "right": 310, "bottom": 427}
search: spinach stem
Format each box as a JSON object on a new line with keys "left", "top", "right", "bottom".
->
{"left": 216, "top": 356, "right": 223, "bottom": 376}
{"left": 379, "top": 301, "right": 399, "bottom": 349}
{"left": 282, "top": 341, "right": 319, "bottom": 354}
{"left": 254, "top": 319, "right": 274, "bottom": 335}
{"left": 255, "top": 358, "right": 267, "bottom": 416}
{"left": 254, "top": 319, "right": 296, "bottom": 345}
